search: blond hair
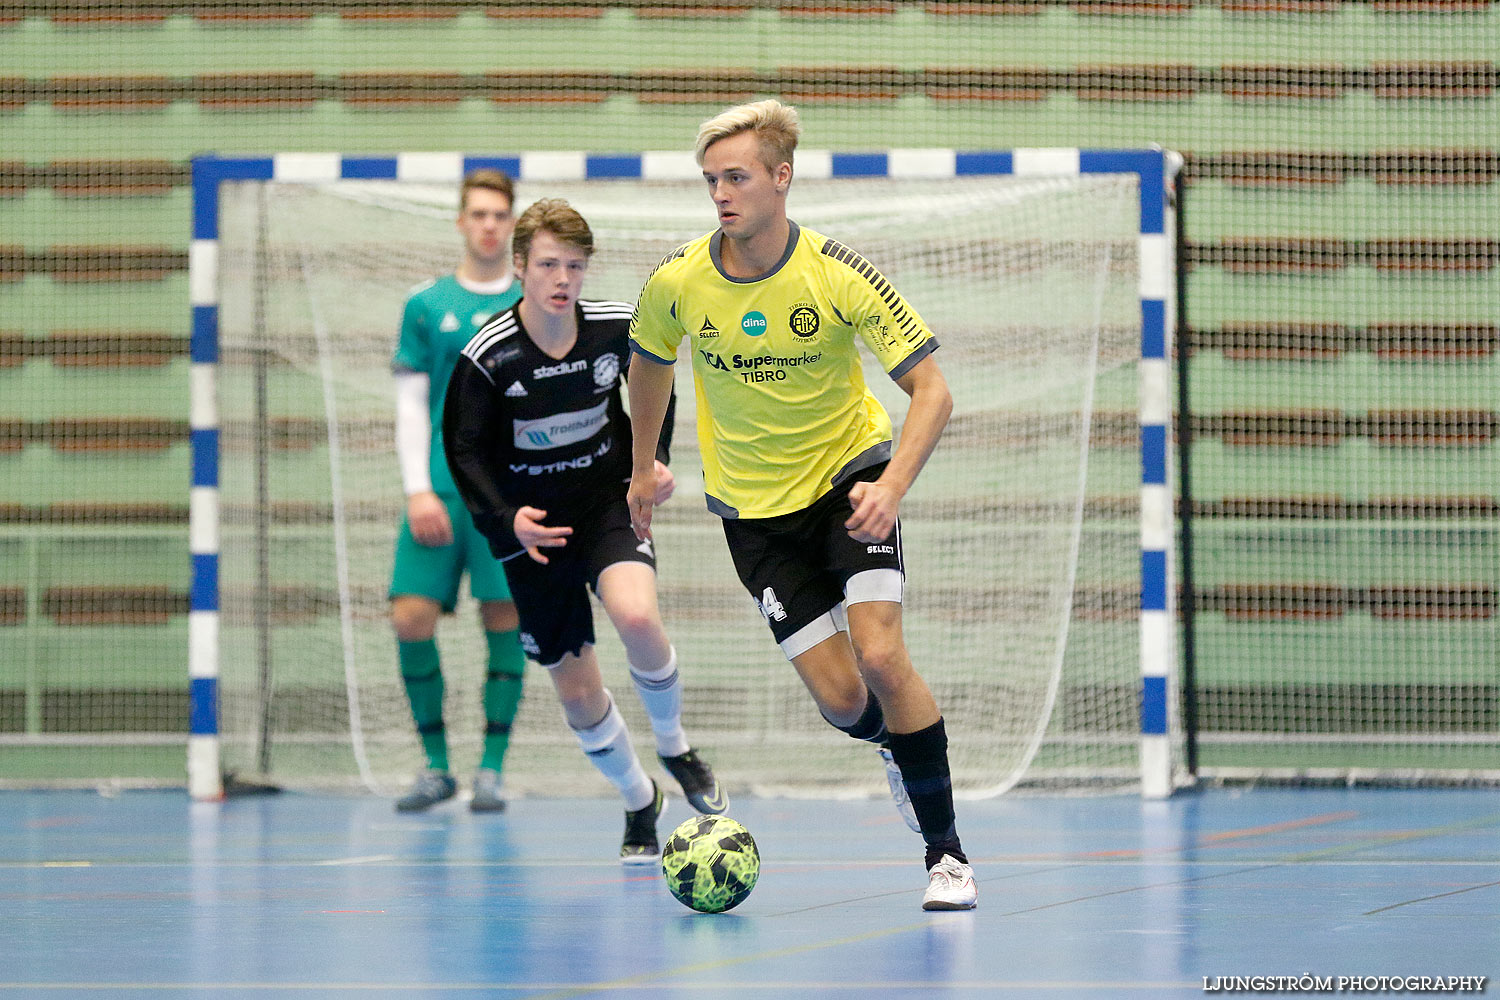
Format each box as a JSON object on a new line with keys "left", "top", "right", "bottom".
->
{"left": 512, "top": 198, "right": 594, "bottom": 266}
{"left": 459, "top": 168, "right": 514, "bottom": 211}
{"left": 694, "top": 98, "right": 801, "bottom": 172}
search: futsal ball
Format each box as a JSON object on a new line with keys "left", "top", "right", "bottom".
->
{"left": 661, "top": 814, "right": 760, "bottom": 913}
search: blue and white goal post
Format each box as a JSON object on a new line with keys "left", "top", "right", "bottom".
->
{"left": 188, "top": 147, "right": 1182, "bottom": 801}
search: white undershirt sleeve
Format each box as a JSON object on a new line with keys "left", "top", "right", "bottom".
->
{"left": 393, "top": 371, "right": 434, "bottom": 497}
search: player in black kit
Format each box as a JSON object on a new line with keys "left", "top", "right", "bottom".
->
{"left": 444, "top": 198, "right": 725, "bottom": 863}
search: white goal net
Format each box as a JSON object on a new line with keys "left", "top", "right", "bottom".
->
{"left": 213, "top": 167, "right": 1148, "bottom": 798}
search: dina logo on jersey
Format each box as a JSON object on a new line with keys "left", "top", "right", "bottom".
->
{"left": 740, "top": 311, "right": 768, "bottom": 337}
{"left": 592, "top": 352, "right": 620, "bottom": 388}
{"left": 698, "top": 316, "right": 719, "bottom": 340}
{"left": 789, "top": 305, "right": 820, "bottom": 339}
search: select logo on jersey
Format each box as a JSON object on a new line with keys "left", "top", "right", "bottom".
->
{"left": 697, "top": 316, "right": 719, "bottom": 340}
{"left": 504, "top": 380, "right": 527, "bottom": 398}
{"left": 741, "top": 311, "right": 768, "bottom": 337}
{"left": 592, "top": 352, "right": 620, "bottom": 389}
{"left": 512, "top": 399, "right": 609, "bottom": 451}
{"left": 789, "top": 305, "right": 820, "bottom": 339}
{"left": 533, "top": 358, "right": 587, "bottom": 380}
{"left": 757, "top": 587, "right": 787, "bottom": 622}
{"left": 440, "top": 312, "right": 461, "bottom": 333}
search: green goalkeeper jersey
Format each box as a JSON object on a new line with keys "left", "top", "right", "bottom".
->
{"left": 392, "top": 273, "right": 521, "bottom": 497}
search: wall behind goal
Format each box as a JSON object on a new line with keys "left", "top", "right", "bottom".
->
{"left": 0, "top": 2, "right": 1495, "bottom": 783}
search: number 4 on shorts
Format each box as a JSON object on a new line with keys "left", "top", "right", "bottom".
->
{"left": 759, "top": 587, "right": 787, "bottom": 622}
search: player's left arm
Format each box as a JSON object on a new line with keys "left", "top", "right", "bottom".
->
{"left": 831, "top": 243, "right": 952, "bottom": 542}
{"left": 845, "top": 354, "right": 952, "bottom": 543}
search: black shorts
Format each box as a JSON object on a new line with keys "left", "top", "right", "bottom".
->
{"left": 501, "top": 499, "right": 657, "bottom": 665}
{"left": 721, "top": 463, "right": 904, "bottom": 660}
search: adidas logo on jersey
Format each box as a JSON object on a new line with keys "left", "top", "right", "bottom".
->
{"left": 505, "top": 381, "right": 527, "bottom": 397}
{"left": 440, "top": 312, "right": 460, "bottom": 332}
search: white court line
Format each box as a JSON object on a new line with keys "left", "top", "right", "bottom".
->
{"left": 0, "top": 981, "right": 1203, "bottom": 992}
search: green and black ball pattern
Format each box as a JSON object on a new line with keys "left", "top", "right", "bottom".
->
{"left": 661, "top": 814, "right": 760, "bottom": 913}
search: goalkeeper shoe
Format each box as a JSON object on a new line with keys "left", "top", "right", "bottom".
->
{"left": 659, "top": 749, "right": 728, "bottom": 814}
{"left": 395, "top": 769, "right": 457, "bottom": 813}
{"left": 469, "top": 767, "right": 507, "bottom": 813}
{"left": 922, "top": 855, "right": 978, "bottom": 911}
{"left": 877, "top": 747, "right": 922, "bottom": 833}
{"left": 620, "top": 780, "right": 665, "bottom": 865}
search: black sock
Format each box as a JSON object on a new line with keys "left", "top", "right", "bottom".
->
{"left": 886, "top": 718, "right": 967, "bottom": 868}
{"left": 822, "top": 688, "right": 888, "bottom": 744}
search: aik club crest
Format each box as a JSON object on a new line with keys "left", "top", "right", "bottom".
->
{"left": 789, "top": 305, "right": 820, "bottom": 338}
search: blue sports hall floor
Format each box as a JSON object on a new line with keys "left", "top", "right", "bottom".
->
{"left": 1, "top": 786, "right": 1496, "bottom": 998}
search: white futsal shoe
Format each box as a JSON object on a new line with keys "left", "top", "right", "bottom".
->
{"left": 922, "top": 855, "right": 978, "bottom": 911}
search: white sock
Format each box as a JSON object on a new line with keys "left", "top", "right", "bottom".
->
{"left": 629, "top": 646, "right": 690, "bottom": 758}
{"left": 571, "top": 691, "right": 654, "bottom": 811}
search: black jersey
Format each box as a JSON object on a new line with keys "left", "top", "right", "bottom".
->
{"left": 443, "top": 298, "right": 673, "bottom": 558}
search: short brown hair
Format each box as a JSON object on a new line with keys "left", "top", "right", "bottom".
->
{"left": 694, "top": 98, "right": 801, "bottom": 172}
{"left": 460, "top": 168, "right": 514, "bottom": 211}
{"left": 512, "top": 198, "right": 595, "bottom": 266}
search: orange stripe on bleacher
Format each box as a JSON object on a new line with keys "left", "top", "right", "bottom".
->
{"left": 1193, "top": 323, "right": 1500, "bottom": 361}
{"left": 47, "top": 160, "right": 183, "bottom": 197}
{"left": 1190, "top": 238, "right": 1500, "bottom": 273}
{"left": 777, "top": 66, "right": 902, "bottom": 103}
{"left": 1197, "top": 497, "right": 1500, "bottom": 520}
{"left": 42, "top": 586, "right": 183, "bottom": 626}
{"left": 37, "top": 246, "right": 185, "bottom": 282}
{"left": 0, "top": 586, "right": 22, "bottom": 627}
{"left": 1192, "top": 410, "right": 1498, "bottom": 447}
{"left": 339, "top": 72, "right": 467, "bottom": 105}
{"left": 1219, "top": 64, "right": 1349, "bottom": 100}
{"left": 1074, "top": 65, "right": 1199, "bottom": 101}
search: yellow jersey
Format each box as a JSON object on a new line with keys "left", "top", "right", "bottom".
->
{"left": 630, "top": 221, "right": 938, "bottom": 519}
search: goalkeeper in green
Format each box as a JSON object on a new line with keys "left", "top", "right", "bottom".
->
{"left": 387, "top": 169, "right": 527, "bottom": 814}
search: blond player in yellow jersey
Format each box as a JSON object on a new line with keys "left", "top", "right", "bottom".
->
{"left": 625, "top": 99, "right": 977, "bottom": 911}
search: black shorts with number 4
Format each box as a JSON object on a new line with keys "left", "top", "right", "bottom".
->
{"left": 721, "top": 463, "right": 904, "bottom": 656}
{"left": 502, "top": 498, "right": 656, "bottom": 665}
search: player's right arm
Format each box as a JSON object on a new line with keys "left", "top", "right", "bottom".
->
{"left": 441, "top": 354, "right": 523, "bottom": 556}
{"left": 394, "top": 372, "right": 452, "bottom": 547}
{"left": 392, "top": 284, "right": 453, "bottom": 547}
{"left": 625, "top": 354, "right": 677, "bottom": 541}
{"left": 625, "top": 253, "right": 689, "bottom": 540}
